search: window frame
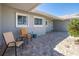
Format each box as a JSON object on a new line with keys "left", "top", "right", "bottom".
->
{"left": 16, "top": 13, "right": 28, "bottom": 27}
{"left": 33, "top": 16, "right": 44, "bottom": 27}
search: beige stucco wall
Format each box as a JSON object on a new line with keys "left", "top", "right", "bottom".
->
{"left": 45, "top": 20, "right": 53, "bottom": 33}
{"left": 1, "top": 5, "right": 53, "bottom": 38}
{"left": 0, "top": 4, "right": 2, "bottom": 45}
{"left": 28, "top": 15, "right": 46, "bottom": 36}
{"left": 0, "top": 4, "right": 2, "bottom": 34}
{"left": 2, "top": 5, "right": 18, "bottom": 38}
{"left": 53, "top": 20, "right": 69, "bottom": 32}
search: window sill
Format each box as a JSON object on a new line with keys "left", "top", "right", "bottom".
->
{"left": 33, "top": 25, "right": 43, "bottom": 27}
{"left": 16, "top": 25, "right": 28, "bottom": 27}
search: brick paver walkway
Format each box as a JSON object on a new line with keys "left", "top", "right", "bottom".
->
{"left": 2, "top": 32, "right": 68, "bottom": 56}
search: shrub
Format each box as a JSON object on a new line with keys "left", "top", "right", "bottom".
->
{"left": 68, "top": 18, "right": 79, "bottom": 37}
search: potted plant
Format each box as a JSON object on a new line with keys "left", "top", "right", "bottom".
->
{"left": 67, "top": 18, "right": 79, "bottom": 44}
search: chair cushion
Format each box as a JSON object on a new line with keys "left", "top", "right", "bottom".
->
{"left": 16, "top": 41, "right": 24, "bottom": 47}
{"left": 8, "top": 41, "right": 24, "bottom": 47}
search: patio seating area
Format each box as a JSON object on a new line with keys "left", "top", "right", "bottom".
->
{"left": 0, "top": 32, "right": 68, "bottom": 56}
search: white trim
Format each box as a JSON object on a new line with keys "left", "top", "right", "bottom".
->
{"left": 16, "top": 12, "right": 29, "bottom": 27}
{"left": 33, "top": 16, "right": 44, "bottom": 19}
{"left": 33, "top": 25, "right": 43, "bottom": 27}
{"left": 33, "top": 16, "right": 44, "bottom": 27}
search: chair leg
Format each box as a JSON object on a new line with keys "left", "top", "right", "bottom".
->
{"left": 2, "top": 46, "right": 8, "bottom": 56}
{"left": 21, "top": 44, "right": 24, "bottom": 55}
{"left": 22, "top": 43, "right": 24, "bottom": 49}
{"left": 15, "top": 43, "right": 17, "bottom": 56}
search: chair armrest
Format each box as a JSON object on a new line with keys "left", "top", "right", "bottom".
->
{"left": 28, "top": 33, "right": 32, "bottom": 36}
{"left": 15, "top": 39, "right": 22, "bottom": 41}
{"left": 18, "top": 35, "right": 25, "bottom": 41}
{"left": 19, "top": 35, "right": 23, "bottom": 38}
{"left": 19, "top": 35, "right": 24, "bottom": 38}
{"left": 28, "top": 33, "right": 31, "bottom": 34}
{"left": 7, "top": 41, "right": 16, "bottom": 46}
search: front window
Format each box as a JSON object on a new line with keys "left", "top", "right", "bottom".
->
{"left": 18, "top": 15, "right": 27, "bottom": 25}
{"left": 34, "top": 18, "right": 42, "bottom": 25}
{"left": 16, "top": 13, "right": 28, "bottom": 27}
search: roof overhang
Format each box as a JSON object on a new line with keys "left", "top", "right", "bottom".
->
{"left": 58, "top": 14, "right": 79, "bottom": 21}
{"left": 4, "top": 3, "right": 40, "bottom": 11}
{"left": 59, "top": 15, "right": 79, "bottom": 21}
{"left": 30, "top": 9, "right": 61, "bottom": 20}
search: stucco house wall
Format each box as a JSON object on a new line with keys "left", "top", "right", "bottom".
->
{"left": 0, "top": 4, "right": 2, "bottom": 45}
{"left": 53, "top": 20, "right": 70, "bottom": 32}
{"left": 0, "top": 4, "right": 2, "bottom": 36}
{"left": 1, "top": 5, "right": 53, "bottom": 38}
{"left": 45, "top": 20, "right": 53, "bottom": 33}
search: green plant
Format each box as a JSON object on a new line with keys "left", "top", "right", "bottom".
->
{"left": 68, "top": 18, "right": 79, "bottom": 37}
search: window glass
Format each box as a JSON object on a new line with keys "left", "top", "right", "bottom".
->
{"left": 17, "top": 15, "right": 27, "bottom": 25}
{"left": 34, "top": 18, "right": 42, "bottom": 25}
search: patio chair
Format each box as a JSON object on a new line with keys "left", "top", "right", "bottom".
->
{"left": 19, "top": 28, "right": 32, "bottom": 41}
{"left": 2, "top": 32, "right": 24, "bottom": 56}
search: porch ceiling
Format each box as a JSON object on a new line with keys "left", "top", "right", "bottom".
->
{"left": 4, "top": 3, "right": 40, "bottom": 11}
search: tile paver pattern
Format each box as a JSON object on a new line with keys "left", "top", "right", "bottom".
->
{"left": 0, "top": 32, "right": 68, "bottom": 56}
